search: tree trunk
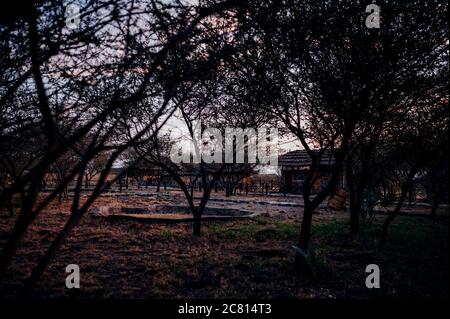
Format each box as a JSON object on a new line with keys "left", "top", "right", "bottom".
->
{"left": 7, "top": 196, "right": 14, "bottom": 217}
{"left": 346, "top": 156, "right": 359, "bottom": 235}
{"left": 0, "top": 217, "right": 29, "bottom": 276}
{"left": 191, "top": 203, "right": 203, "bottom": 236}
{"left": 379, "top": 166, "right": 418, "bottom": 248}
{"left": 21, "top": 213, "right": 82, "bottom": 297}
{"left": 430, "top": 192, "right": 439, "bottom": 218}
{"left": 0, "top": 175, "right": 43, "bottom": 276}
{"left": 347, "top": 149, "right": 372, "bottom": 236}
{"left": 350, "top": 190, "right": 363, "bottom": 235}
{"left": 0, "top": 190, "right": 38, "bottom": 276}
{"left": 0, "top": 166, "right": 73, "bottom": 278}
{"left": 193, "top": 215, "right": 201, "bottom": 236}
{"left": 298, "top": 204, "right": 314, "bottom": 249}
{"left": 294, "top": 202, "right": 314, "bottom": 272}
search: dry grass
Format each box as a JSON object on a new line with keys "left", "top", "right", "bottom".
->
{"left": 0, "top": 193, "right": 447, "bottom": 299}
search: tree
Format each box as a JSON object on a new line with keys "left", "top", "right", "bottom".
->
{"left": 379, "top": 97, "right": 448, "bottom": 247}
{"left": 422, "top": 152, "right": 449, "bottom": 218}
{"left": 0, "top": 0, "right": 245, "bottom": 293}
{"left": 230, "top": 0, "right": 448, "bottom": 269}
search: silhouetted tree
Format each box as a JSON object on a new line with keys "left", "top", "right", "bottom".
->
{"left": 230, "top": 0, "right": 448, "bottom": 270}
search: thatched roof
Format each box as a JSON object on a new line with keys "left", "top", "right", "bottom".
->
{"left": 278, "top": 150, "right": 335, "bottom": 168}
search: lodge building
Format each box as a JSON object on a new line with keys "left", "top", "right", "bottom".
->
{"left": 279, "top": 150, "right": 346, "bottom": 194}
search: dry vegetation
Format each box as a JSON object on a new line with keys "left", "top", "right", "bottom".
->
{"left": 0, "top": 193, "right": 448, "bottom": 299}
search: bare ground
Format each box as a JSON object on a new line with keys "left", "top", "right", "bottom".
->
{"left": 0, "top": 192, "right": 448, "bottom": 299}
